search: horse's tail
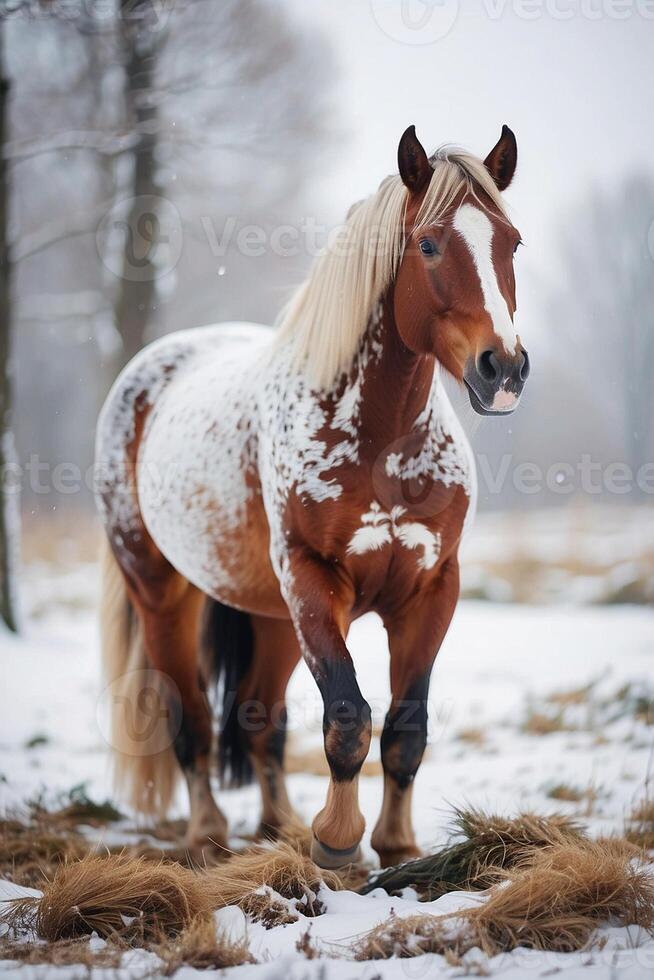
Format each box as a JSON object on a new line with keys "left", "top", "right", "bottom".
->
{"left": 99, "top": 536, "right": 179, "bottom": 817}
{"left": 202, "top": 599, "right": 255, "bottom": 788}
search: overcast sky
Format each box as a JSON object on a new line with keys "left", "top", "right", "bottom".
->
{"left": 282, "top": 0, "right": 653, "bottom": 347}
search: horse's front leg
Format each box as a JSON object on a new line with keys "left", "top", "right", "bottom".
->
{"left": 372, "top": 557, "right": 460, "bottom": 868}
{"left": 284, "top": 550, "right": 371, "bottom": 869}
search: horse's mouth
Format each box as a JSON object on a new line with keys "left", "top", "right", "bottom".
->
{"left": 464, "top": 380, "right": 520, "bottom": 417}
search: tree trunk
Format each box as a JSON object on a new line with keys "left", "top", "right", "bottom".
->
{"left": 0, "top": 29, "right": 19, "bottom": 633}
{"left": 114, "top": 0, "right": 163, "bottom": 369}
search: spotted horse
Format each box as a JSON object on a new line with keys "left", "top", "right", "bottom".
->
{"left": 96, "top": 125, "right": 529, "bottom": 869}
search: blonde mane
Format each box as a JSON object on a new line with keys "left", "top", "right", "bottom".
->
{"left": 273, "top": 147, "right": 509, "bottom": 390}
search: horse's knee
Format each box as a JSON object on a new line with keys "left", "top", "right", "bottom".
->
{"left": 323, "top": 694, "right": 372, "bottom": 780}
{"left": 380, "top": 690, "right": 428, "bottom": 788}
{"left": 172, "top": 692, "right": 213, "bottom": 771}
{"left": 246, "top": 705, "right": 288, "bottom": 764}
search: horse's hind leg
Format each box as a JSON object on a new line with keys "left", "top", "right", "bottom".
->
{"left": 127, "top": 558, "right": 228, "bottom": 853}
{"left": 241, "top": 616, "right": 302, "bottom": 837}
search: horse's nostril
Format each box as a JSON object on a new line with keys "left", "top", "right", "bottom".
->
{"left": 520, "top": 350, "right": 530, "bottom": 381}
{"left": 478, "top": 350, "right": 501, "bottom": 384}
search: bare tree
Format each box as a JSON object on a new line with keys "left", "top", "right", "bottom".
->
{"left": 6, "top": 0, "right": 334, "bottom": 523}
{"left": 113, "top": 0, "right": 166, "bottom": 367}
{"left": 0, "top": 23, "right": 18, "bottom": 631}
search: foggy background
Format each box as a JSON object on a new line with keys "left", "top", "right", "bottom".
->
{"left": 1, "top": 0, "right": 653, "bottom": 613}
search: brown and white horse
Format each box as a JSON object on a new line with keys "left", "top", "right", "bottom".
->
{"left": 96, "top": 126, "right": 529, "bottom": 869}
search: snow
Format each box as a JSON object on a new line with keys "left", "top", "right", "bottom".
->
{"left": 1, "top": 559, "right": 653, "bottom": 977}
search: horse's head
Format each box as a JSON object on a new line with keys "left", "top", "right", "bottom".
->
{"left": 393, "top": 126, "right": 529, "bottom": 416}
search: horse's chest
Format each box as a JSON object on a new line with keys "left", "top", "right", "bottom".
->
{"left": 344, "top": 500, "right": 443, "bottom": 574}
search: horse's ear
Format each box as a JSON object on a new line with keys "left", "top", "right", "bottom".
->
{"left": 484, "top": 125, "right": 517, "bottom": 191}
{"left": 398, "top": 125, "right": 432, "bottom": 195}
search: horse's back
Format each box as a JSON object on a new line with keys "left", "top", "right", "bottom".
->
{"left": 97, "top": 321, "right": 272, "bottom": 448}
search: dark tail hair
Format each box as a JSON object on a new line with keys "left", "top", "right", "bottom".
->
{"left": 202, "top": 598, "right": 255, "bottom": 788}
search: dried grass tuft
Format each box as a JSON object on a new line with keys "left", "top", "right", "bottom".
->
{"left": 4, "top": 840, "right": 339, "bottom": 959}
{"left": 521, "top": 709, "right": 574, "bottom": 736}
{"left": 353, "top": 912, "right": 453, "bottom": 960}
{"left": 546, "top": 783, "right": 586, "bottom": 802}
{"left": 152, "top": 916, "right": 255, "bottom": 974}
{"left": 456, "top": 727, "right": 487, "bottom": 746}
{"left": 206, "top": 841, "right": 340, "bottom": 916}
{"left": 278, "top": 815, "right": 313, "bottom": 855}
{"left": 0, "top": 820, "right": 88, "bottom": 888}
{"left": 361, "top": 806, "right": 583, "bottom": 898}
{"left": 296, "top": 927, "right": 320, "bottom": 959}
{"left": 0, "top": 937, "right": 124, "bottom": 968}
{"left": 7, "top": 854, "right": 210, "bottom": 944}
{"left": 355, "top": 837, "right": 654, "bottom": 959}
{"left": 546, "top": 683, "right": 595, "bottom": 707}
{"left": 626, "top": 798, "right": 654, "bottom": 850}
{"left": 240, "top": 888, "right": 299, "bottom": 928}
{"left": 468, "top": 837, "right": 654, "bottom": 954}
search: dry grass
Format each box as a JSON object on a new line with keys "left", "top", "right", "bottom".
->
{"left": 468, "top": 837, "right": 654, "bottom": 953}
{"left": 626, "top": 798, "right": 654, "bottom": 850}
{"left": 521, "top": 709, "right": 575, "bottom": 736}
{"left": 353, "top": 912, "right": 453, "bottom": 960}
{"left": 278, "top": 815, "right": 313, "bottom": 855}
{"left": 0, "top": 787, "right": 125, "bottom": 887}
{"left": 545, "top": 782, "right": 603, "bottom": 817}
{"left": 546, "top": 783, "right": 586, "bottom": 803}
{"left": 547, "top": 683, "right": 595, "bottom": 707}
{"left": 355, "top": 837, "right": 654, "bottom": 959}
{"left": 7, "top": 854, "right": 211, "bottom": 944}
{"left": 0, "top": 937, "right": 123, "bottom": 969}
{"left": 360, "top": 807, "right": 583, "bottom": 898}
{"left": 461, "top": 525, "right": 654, "bottom": 606}
{"left": 456, "top": 727, "right": 487, "bottom": 746}
{"left": 0, "top": 819, "right": 89, "bottom": 888}
{"left": 296, "top": 927, "right": 320, "bottom": 959}
{"left": 152, "top": 916, "right": 255, "bottom": 974}
{"left": 22, "top": 787, "right": 124, "bottom": 829}
{"left": 240, "top": 889, "right": 299, "bottom": 928}
{"left": 4, "top": 840, "right": 340, "bottom": 957}
{"left": 205, "top": 841, "right": 341, "bottom": 916}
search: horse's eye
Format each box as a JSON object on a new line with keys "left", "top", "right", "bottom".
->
{"left": 419, "top": 239, "right": 438, "bottom": 256}
{"left": 513, "top": 239, "right": 523, "bottom": 254}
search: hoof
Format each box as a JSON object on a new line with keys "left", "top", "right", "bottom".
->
{"left": 310, "top": 834, "right": 362, "bottom": 870}
{"left": 376, "top": 845, "right": 422, "bottom": 869}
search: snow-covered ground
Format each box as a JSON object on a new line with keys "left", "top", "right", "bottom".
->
{"left": 1, "top": 555, "right": 653, "bottom": 978}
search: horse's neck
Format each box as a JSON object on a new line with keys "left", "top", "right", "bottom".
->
{"left": 344, "top": 295, "right": 437, "bottom": 448}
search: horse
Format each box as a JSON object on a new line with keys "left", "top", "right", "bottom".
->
{"left": 95, "top": 125, "right": 529, "bottom": 869}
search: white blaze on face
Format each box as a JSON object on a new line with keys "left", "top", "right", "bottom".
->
{"left": 452, "top": 203, "right": 517, "bottom": 356}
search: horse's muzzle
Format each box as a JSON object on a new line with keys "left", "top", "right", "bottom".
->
{"left": 464, "top": 348, "right": 530, "bottom": 416}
